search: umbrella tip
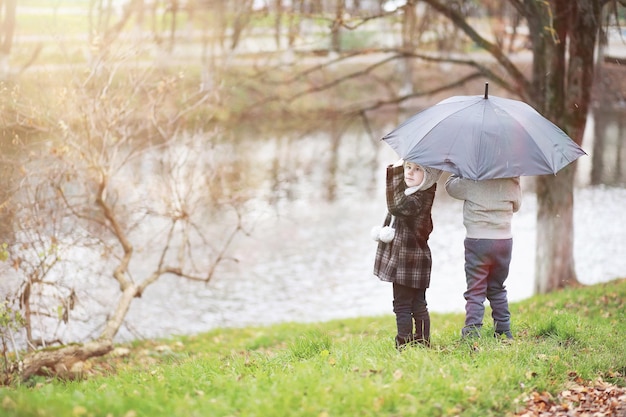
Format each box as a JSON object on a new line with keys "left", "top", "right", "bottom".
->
{"left": 484, "top": 82, "right": 489, "bottom": 99}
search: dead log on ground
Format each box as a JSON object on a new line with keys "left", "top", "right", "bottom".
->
{"left": 18, "top": 340, "right": 114, "bottom": 382}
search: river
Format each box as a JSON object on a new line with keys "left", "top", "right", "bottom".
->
{"left": 2, "top": 132, "right": 625, "bottom": 345}
{"left": 116, "top": 144, "right": 626, "bottom": 343}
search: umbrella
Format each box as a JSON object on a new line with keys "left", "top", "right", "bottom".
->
{"left": 381, "top": 84, "right": 587, "bottom": 180}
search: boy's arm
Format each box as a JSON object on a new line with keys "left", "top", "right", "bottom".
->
{"left": 444, "top": 174, "right": 468, "bottom": 201}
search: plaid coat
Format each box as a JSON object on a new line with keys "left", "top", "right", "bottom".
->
{"left": 373, "top": 165, "right": 437, "bottom": 289}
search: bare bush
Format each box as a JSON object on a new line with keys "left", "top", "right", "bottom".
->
{"left": 0, "top": 50, "right": 253, "bottom": 381}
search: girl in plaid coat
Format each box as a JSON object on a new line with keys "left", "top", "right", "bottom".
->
{"left": 373, "top": 160, "right": 442, "bottom": 349}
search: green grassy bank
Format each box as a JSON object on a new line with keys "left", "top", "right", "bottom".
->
{"left": 1, "top": 278, "right": 625, "bottom": 417}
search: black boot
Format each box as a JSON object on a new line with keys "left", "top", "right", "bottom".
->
{"left": 395, "top": 334, "right": 413, "bottom": 350}
{"left": 395, "top": 311, "right": 414, "bottom": 350}
{"left": 413, "top": 318, "right": 431, "bottom": 347}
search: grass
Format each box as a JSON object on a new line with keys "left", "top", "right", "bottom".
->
{"left": 1, "top": 278, "right": 625, "bottom": 417}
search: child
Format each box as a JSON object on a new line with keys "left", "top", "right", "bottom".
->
{"left": 444, "top": 175, "right": 522, "bottom": 339}
{"left": 373, "top": 160, "right": 442, "bottom": 349}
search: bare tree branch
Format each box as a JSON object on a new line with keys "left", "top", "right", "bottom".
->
{"left": 348, "top": 71, "right": 485, "bottom": 115}
{"left": 420, "top": 0, "right": 532, "bottom": 99}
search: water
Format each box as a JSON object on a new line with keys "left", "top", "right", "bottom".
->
{"left": 3, "top": 133, "right": 625, "bottom": 345}
{"left": 121, "top": 174, "right": 626, "bottom": 342}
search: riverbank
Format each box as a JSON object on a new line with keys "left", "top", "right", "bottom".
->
{"left": 2, "top": 278, "right": 625, "bottom": 416}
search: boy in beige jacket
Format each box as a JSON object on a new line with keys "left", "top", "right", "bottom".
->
{"left": 445, "top": 175, "right": 522, "bottom": 339}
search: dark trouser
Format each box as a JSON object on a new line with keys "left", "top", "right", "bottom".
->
{"left": 462, "top": 238, "right": 512, "bottom": 337}
{"left": 393, "top": 283, "right": 430, "bottom": 347}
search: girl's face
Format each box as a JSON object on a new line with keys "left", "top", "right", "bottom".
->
{"left": 404, "top": 162, "right": 425, "bottom": 188}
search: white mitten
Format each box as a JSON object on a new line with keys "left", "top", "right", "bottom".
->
{"left": 370, "top": 225, "right": 383, "bottom": 242}
{"left": 379, "top": 226, "right": 396, "bottom": 243}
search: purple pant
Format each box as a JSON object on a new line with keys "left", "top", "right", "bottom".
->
{"left": 462, "top": 238, "right": 512, "bottom": 337}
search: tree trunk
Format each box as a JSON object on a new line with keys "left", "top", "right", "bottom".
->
{"left": 0, "top": 0, "right": 16, "bottom": 55}
{"left": 534, "top": 165, "right": 579, "bottom": 293}
{"left": 531, "top": 0, "right": 601, "bottom": 293}
{"left": 100, "top": 285, "right": 138, "bottom": 341}
{"left": 331, "top": 0, "right": 345, "bottom": 53}
{"left": 0, "top": 0, "right": 16, "bottom": 77}
{"left": 274, "top": 0, "right": 283, "bottom": 49}
{"left": 399, "top": 2, "right": 417, "bottom": 96}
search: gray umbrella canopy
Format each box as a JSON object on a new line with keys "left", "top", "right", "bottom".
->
{"left": 382, "top": 89, "right": 587, "bottom": 180}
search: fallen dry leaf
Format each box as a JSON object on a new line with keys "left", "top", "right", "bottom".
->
{"left": 515, "top": 378, "right": 626, "bottom": 416}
